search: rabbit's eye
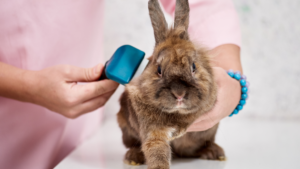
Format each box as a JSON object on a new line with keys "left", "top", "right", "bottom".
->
{"left": 157, "top": 65, "right": 162, "bottom": 75}
{"left": 192, "top": 63, "right": 196, "bottom": 72}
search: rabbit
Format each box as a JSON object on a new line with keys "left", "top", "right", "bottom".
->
{"left": 117, "top": 0, "right": 225, "bottom": 168}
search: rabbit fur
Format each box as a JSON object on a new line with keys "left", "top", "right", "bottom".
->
{"left": 117, "top": 0, "right": 225, "bottom": 168}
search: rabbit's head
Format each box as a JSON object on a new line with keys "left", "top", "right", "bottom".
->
{"left": 128, "top": 0, "right": 216, "bottom": 115}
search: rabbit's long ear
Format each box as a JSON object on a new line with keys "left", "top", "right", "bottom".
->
{"left": 174, "top": 0, "right": 190, "bottom": 40}
{"left": 148, "top": 0, "right": 168, "bottom": 45}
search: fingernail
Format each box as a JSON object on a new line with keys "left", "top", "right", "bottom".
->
{"left": 94, "top": 64, "right": 101, "bottom": 75}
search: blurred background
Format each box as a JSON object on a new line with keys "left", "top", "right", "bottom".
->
{"left": 103, "top": 0, "right": 300, "bottom": 120}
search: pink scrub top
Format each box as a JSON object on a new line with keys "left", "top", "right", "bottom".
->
{"left": 0, "top": 0, "right": 240, "bottom": 168}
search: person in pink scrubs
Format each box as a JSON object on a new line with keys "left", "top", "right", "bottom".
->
{"left": 0, "top": 0, "right": 242, "bottom": 168}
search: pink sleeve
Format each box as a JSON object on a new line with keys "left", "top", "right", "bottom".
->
{"left": 159, "top": 0, "right": 241, "bottom": 49}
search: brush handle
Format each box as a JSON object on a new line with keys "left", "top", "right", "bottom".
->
{"left": 99, "top": 62, "right": 108, "bottom": 80}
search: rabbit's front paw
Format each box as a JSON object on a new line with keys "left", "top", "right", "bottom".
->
{"left": 124, "top": 147, "right": 145, "bottom": 165}
{"left": 197, "top": 142, "right": 226, "bottom": 161}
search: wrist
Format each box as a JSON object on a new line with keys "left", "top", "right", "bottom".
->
{"left": 226, "top": 70, "right": 249, "bottom": 116}
{"left": 21, "top": 70, "right": 39, "bottom": 103}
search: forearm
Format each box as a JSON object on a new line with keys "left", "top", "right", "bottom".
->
{"left": 209, "top": 44, "right": 243, "bottom": 73}
{"left": 0, "top": 62, "right": 34, "bottom": 102}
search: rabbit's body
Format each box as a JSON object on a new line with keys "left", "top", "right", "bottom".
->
{"left": 117, "top": 0, "right": 225, "bottom": 168}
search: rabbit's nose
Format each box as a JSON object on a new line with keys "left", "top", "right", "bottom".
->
{"left": 172, "top": 92, "right": 186, "bottom": 101}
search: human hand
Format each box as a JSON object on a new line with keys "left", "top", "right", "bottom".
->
{"left": 187, "top": 67, "right": 241, "bottom": 132}
{"left": 26, "top": 64, "right": 119, "bottom": 118}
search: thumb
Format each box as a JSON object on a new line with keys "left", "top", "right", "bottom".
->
{"left": 187, "top": 120, "right": 212, "bottom": 132}
{"left": 66, "top": 64, "right": 104, "bottom": 82}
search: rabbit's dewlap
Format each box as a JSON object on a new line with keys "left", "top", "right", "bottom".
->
{"left": 116, "top": 0, "right": 225, "bottom": 169}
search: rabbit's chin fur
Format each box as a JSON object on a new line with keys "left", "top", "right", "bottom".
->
{"left": 116, "top": 0, "right": 225, "bottom": 168}
{"left": 161, "top": 106, "right": 199, "bottom": 115}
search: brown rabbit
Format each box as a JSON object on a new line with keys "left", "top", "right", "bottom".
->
{"left": 117, "top": 0, "right": 225, "bottom": 168}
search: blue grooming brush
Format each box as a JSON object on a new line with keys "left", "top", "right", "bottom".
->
{"left": 99, "top": 45, "right": 149, "bottom": 85}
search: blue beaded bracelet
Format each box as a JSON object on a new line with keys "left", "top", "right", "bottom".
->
{"left": 227, "top": 70, "right": 249, "bottom": 117}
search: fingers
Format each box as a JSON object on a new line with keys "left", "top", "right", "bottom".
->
{"left": 71, "top": 90, "right": 115, "bottom": 118}
{"left": 63, "top": 64, "right": 104, "bottom": 82}
{"left": 75, "top": 79, "right": 119, "bottom": 102}
{"left": 187, "top": 95, "right": 221, "bottom": 132}
{"left": 187, "top": 113, "right": 216, "bottom": 132}
{"left": 187, "top": 121, "right": 212, "bottom": 132}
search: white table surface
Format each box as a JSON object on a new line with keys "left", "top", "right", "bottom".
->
{"left": 55, "top": 116, "right": 300, "bottom": 169}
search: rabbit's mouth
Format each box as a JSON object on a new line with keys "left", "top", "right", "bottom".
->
{"left": 175, "top": 100, "right": 186, "bottom": 109}
{"left": 161, "top": 101, "right": 197, "bottom": 114}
